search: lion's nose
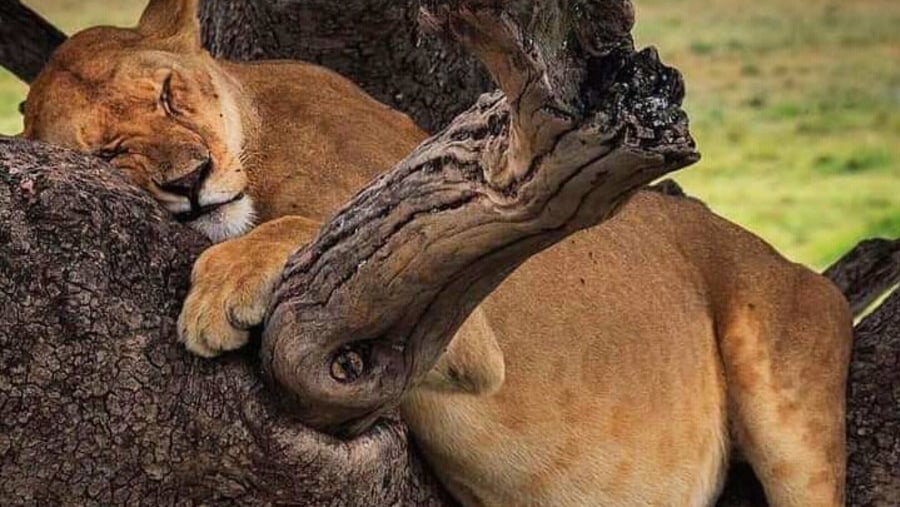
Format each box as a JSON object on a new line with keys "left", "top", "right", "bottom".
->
{"left": 159, "top": 158, "right": 212, "bottom": 199}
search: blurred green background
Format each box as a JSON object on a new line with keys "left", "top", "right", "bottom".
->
{"left": 3, "top": 0, "right": 898, "bottom": 269}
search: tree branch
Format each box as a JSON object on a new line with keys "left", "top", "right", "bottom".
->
{"left": 0, "top": 138, "right": 451, "bottom": 506}
{"left": 846, "top": 288, "right": 900, "bottom": 505}
{"left": 8, "top": 136, "right": 898, "bottom": 504}
{"left": 199, "top": 0, "right": 491, "bottom": 132}
{"left": 262, "top": 0, "right": 698, "bottom": 435}
{"left": 824, "top": 237, "right": 900, "bottom": 317}
{"left": 0, "top": 0, "right": 66, "bottom": 83}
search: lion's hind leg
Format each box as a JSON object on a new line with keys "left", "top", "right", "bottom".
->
{"left": 417, "top": 308, "right": 505, "bottom": 396}
{"left": 719, "top": 270, "right": 852, "bottom": 507}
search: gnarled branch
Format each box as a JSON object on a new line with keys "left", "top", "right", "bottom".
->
{"left": 0, "top": 138, "right": 451, "bottom": 506}
{"left": 262, "top": 0, "right": 698, "bottom": 435}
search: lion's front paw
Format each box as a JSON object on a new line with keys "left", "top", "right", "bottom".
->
{"left": 178, "top": 239, "right": 283, "bottom": 358}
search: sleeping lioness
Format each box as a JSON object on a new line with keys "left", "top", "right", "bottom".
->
{"left": 22, "top": 0, "right": 852, "bottom": 505}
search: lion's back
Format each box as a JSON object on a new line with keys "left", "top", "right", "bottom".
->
{"left": 221, "top": 59, "right": 428, "bottom": 221}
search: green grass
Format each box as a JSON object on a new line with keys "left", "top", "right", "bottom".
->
{"left": 2, "top": 0, "right": 898, "bottom": 269}
{"left": 633, "top": 0, "right": 900, "bottom": 268}
{"left": 27, "top": 0, "right": 145, "bottom": 33}
{"left": 0, "top": 0, "right": 146, "bottom": 131}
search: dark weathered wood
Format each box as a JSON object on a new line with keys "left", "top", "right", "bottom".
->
{"left": 846, "top": 288, "right": 900, "bottom": 506}
{"left": 824, "top": 238, "right": 900, "bottom": 317}
{"left": 199, "top": 0, "right": 490, "bottom": 132}
{"left": 0, "top": 0, "right": 66, "bottom": 83}
{"left": 0, "top": 137, "right": 452, "bottom": 506}
{"left": 262, "top": 0, "right": 698, "bottom": 435}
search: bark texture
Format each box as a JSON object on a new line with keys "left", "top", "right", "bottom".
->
{"left": 846, "top": 288, "right": 900, "bottom": 506}
{"left": 0, "top": 137, "right": 451, "bottom": 506}
{"left": 823, "top": 236, "right": 900, "bottom": 505}
{"left": 824, "top": 238, "right": 900, "bottom": 317}
{"left": 1, "top": 0, "right": 486, "bottom": 131}
{"left": 198, "top": 0, "right": 490, "bottom": 132}
{"left": 0, "top": 0, "right": 66, "bottom": 83}
{"left": 4, "top": 138, "right": 896, "bottom": 506}
{"left": 262, "top": 0, "right": 698, "bottom": 434}
{"left": 2, "top": 0, "right": 896, "bottom": 505}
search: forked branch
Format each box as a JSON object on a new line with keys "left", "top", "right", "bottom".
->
{"left": 262, "top": 0, "right": 698, "bottom": 435}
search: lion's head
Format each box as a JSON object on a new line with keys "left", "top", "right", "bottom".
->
{"left": 22, "top": 0, "right": 255, "bottom": 242}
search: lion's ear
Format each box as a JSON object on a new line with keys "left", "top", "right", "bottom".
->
{"left": 136, "top": 0, "right": 201, "bottom": 52}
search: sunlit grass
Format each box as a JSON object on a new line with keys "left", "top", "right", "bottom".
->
{"left": 634, "top": 0, "right": 900, "bottom": 269}
{"left": 0, "top": 0, "right": 897, "bottom": 269}
{"left": 0, "top": 1, "right": 146, "bottom": 134}
{"left": 26, "top": 0, "right": 145, "bottom": 33}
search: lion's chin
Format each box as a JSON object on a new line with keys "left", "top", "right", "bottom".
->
{"left": 186, "top": 194, "right": 257, "bottom": 243}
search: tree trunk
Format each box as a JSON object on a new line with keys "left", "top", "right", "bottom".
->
{"left": 0, "top": 138, "right": 452, "bottom": 506}
{"left": 0, "top": 0, "right": 498, "bottom": 133}
{"left": 1, "top": 0, "right": 896, "bottom": 505}
{"left": 0, "top": 0, "right": 66, "bottom": 83}
{"left": 8, "top": 143, "right": 897, "bottom": 507}
{"left": 845, "top": 288, "right": 900, "bottom": 506}
{"left": 198, "top": 0, "right": 491, "bottom": 132}
{"left": 825, "top": 235, "right": 900, "bottom": 505}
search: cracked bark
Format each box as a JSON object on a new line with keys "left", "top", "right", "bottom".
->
{"left": 825, "top": 238, "right": 900, "bottom": 506}
{"left": 0, "top": 138, "right": 451, "bottom": 506}
{"left": 1, "top": 0, "right": 896, "bottom": 505}
{"left": 845, "top": 288, "right": 900, "bottom": 507}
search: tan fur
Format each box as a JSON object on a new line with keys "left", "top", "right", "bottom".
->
{"left": 24, "top": 2, "right": 852, "bottom": 505}
{"left": 22, "top": 0, "right": 422, "bottom": 242}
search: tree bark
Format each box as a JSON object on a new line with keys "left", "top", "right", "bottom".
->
{"left": 198, "top": 0, "right": 490, "bottom": 132}
{"left": 846, "top": 287, "right": 900, "bottom": 506}
{"left": 0, "top": 0, "right": 504, "bottom": 133}
{"left": 824, "top": 237, "right": 899, "bottom": 507}
{"left": 2, "top": 0, "right": 896, "bottom": 505}
{"left": 9, "top": 142, "right": 897, "bottom": 507}
{"left": 0, "top": 138, "right": 452, "bottom": 506}
{"left": 261, "top": 0, "right": 698, "bottom": 434}
{"left": 0, "top": 0, "right": 66, "bottom": 83}
{"left": 824, "top": 238, "right": 900, "bottom": 317}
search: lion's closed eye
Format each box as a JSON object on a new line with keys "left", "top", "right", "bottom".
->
{"left": 94, "top": 139, "right": 127, "bottom": 162}
{"left": 160, "top": 74, "right": 178, "bottom": 116}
